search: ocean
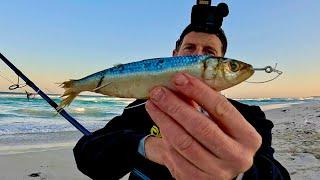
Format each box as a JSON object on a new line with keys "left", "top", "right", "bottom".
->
{"left": 0, "top": 91, "right": 319, "bottom": 151}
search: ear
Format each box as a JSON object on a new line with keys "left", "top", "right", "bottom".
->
{"left": 172, "top": 49, "right": 178, "bottom": 56}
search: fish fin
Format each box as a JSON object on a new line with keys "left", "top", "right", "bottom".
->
{"left": 93, "top": 82, "right": 112, "bottom": 92}
{"left": 59, "top": 92, "right": 79, "bottom": 109}
{"left": 60, "top": 79, "right": 75, "bottom": 89}
{"left": 58, "top": 80, "right": 80, "bottom": 108}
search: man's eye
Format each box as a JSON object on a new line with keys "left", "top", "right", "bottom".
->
{"left": 207, "top": 51, "right": 215, "bottom": 55}
{"left": 204, "top": 48, "right": 216, "bottom": 56}
{"left": 184, "top": 46, "right": 193, "bottom": 50}
{"left": 204, "top": 50, "right": 215, "bottom": 56}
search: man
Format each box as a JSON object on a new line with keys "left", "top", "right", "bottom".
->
{"left": 73, "top": 15, "right": 290, "bottom": 180}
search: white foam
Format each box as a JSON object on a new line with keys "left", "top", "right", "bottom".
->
{"left": 260, "top": 102, "right": 303, "bottom": 111}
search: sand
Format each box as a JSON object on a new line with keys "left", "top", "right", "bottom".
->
{"left": 0, "top": 148, "right": 88, "bottom": 180}
{"left": 265, "top": 102, "right": 320, "bottom": 180}
{"left": 0, "top": 102, "right": 319, "bottom": 180}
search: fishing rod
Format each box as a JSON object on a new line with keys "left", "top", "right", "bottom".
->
{"left": 0, "top": 52, "right": 92, "bottom": 136}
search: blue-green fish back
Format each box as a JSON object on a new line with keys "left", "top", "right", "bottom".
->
{"left": 103, "top": 55, "right": 210, "bottom": 76}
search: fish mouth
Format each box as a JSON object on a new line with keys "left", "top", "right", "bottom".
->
{"left": 241, "top": 62, "right": 255, "bottom": 76}
{"left": 249, "top": 64, "right": 255, "bottom": 76}
{"left": 234, "top": 62, "right": 254, "bottom": 84}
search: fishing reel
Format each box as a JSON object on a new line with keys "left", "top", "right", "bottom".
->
{"left": 191, "top": 0, "right": 229, "bottom": 32}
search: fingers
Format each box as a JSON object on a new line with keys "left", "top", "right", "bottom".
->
{"left": 147, "top": 87, "right": 239, "bottom": 160}
{"left": 171, "top": 73, "right": 261, "bottom": 148}
{"left": 145, "top": 72, "right": 262, "bottom": 178}
{"left": 163, "top": 145, "right": 212, "bottom": 180}
{"left": 144, "top": 136, "right": 166, "bottom": 165}
{"left": 145, "top": 101, "right": 230, "bottom": 178}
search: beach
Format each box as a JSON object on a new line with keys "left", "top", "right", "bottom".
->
{"left": 265, "top": 102, "right": 320, "bottom": 179}
{"left": 0, "top": 99, "right": 319, "bottom": 179}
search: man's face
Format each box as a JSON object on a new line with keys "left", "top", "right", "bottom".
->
{"left": 173, "top": 31, "right": 223, "bottom": 57}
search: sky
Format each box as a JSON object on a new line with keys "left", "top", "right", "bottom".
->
{"left": 0, "top": 0, "right": 319, "bottom": 98}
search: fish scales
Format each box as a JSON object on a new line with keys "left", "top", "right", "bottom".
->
{"left": 92, "top": 55, "right": 208, "bottom": 78}
{"left": 59, "top": 55, "right": 254, "bottom": 108}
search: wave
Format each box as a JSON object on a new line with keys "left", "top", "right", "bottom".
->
{"left": 0, "top": 124, "right": 80, "bottom": 135}
{"left": 67, "top": 107, "right": 121, "bottom": 118}
{"left": 0, "top": 92, "right": 134, "bottom": 101}
{"left": 75, "top": 96, "right": 134, "bottom": 104}
{"left": 0, "top": 113, "right": 25, "bottom": 119}
{"left": 298, "top": 96, "right": 320, "bottom": 101}
{"left": 10, "top": 108, "right": 59, "bottom": 118}
{"left": 6, "top": 107, "right": 121, "bottom": 119}
{"left": 0, "top": 119, "right": 108, "bottom": 135}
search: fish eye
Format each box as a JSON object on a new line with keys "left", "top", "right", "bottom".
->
{"left": 229, "top": 61, "right": 240, "bottom": 72}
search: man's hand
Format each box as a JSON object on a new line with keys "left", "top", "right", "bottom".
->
{"left": 144, "top": 73, "right": 262, "bottom": 180}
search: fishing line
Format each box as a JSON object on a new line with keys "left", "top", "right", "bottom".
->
{"left": 1, "top": 69, "right": 56, "bottom": 96}
{"left": 246, "top": 63, "right": 283, "bottom": 83}
{"left": 0, "top": 71, "right": 27, "bottom": 90}
{"left": 0, "top": 71, "right": 15, "bottom": 84}
{"left": 0, "top": 71, "right": 38, "bottom": 101}
{"left": 8, "top": 76, "right": 27, "bottom": 90}
{"left": 124, "top": 102, "right": 147, "bottom": 110}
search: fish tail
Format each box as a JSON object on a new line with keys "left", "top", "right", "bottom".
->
{"left": 59, "top": 92, "right": 79, "bottom": 108}
{"left": 59, "top": 80, "right": 80, "bottom": 108}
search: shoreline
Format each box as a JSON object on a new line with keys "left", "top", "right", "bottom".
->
{"left": 0, "top": 101, "right": 319, "bottom": 179}
{"left": 0, "top": 142, "right": 76, "bottom": 155}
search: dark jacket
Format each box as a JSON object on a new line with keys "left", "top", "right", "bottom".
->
{"left": 73, "top": 99, "right": 290, "bottom": 180}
